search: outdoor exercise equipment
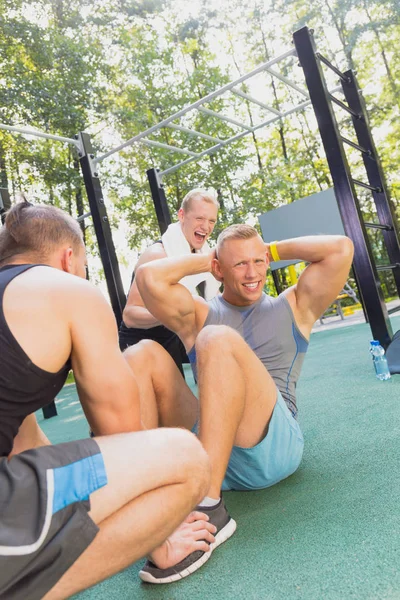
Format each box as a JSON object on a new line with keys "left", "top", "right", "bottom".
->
{"left": 1, "top": 26, "right": 399, "bottom": 353}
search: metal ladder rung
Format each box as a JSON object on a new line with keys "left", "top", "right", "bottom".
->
{"left": 352, "top": 178, "right": 382, "bottom": 193}
{"left": 329, "top": 94, "right": 361, "bottom": 118}
{"left": 341, "top": 136, "right": 373, "bottom": 157}
{"left": 364, "top": 222, "right": 393, "bottom": 232}
{"left": 76, "top": 211, "right": 92, "bottom": 223}
{"left": 316, "top": 53, "right": 351, "bottom": 83}
{"left": 376, "top": 263, "right": 400, "bottom": 272}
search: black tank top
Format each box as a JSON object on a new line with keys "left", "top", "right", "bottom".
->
{"left": 0, "top": 264, "right": 70, "bottom": 457}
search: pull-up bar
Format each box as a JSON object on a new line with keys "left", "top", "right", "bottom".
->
{"left": 160, "top": 87, "right": 342, "bottom": 177}
{"left": 94, "top": 47, "right": 297, "bottom": 165}
{"left": 0, "top": 123, "right": 80, "bottom": 147}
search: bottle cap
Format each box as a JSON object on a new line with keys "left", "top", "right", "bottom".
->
{"left": 370, "top": 340, "right": 380, "bottom": 346}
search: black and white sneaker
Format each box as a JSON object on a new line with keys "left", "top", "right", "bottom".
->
{"left": 139, "top": 499, "right": 236, "bottom": 584}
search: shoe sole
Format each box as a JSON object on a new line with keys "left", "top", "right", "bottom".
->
{"left": 139, "top": 517, "right": 237, "bottom": 584}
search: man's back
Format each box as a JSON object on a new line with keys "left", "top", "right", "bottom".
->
{"left": 0, "top": 264, "right": 72, "bottom": 456}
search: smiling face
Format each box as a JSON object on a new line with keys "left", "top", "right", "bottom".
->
{"left": 215, "top": 234, "right": 269, "bottom": 306}
{"left": 178, "top": 196, "right": 218, "bottom": 251}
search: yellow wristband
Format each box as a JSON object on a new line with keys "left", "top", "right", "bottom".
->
{"left": 269, "top": 241, "right": 281, "bottom": 262}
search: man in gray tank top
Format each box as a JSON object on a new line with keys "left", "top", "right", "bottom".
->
{"left": 134, "top": 224, "right": 354, "bottom": 583}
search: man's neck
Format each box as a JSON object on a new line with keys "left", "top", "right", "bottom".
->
{"left": 221, "top": 292, "right": 263, "bottom": 308}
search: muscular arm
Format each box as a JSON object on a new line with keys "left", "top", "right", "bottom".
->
{"left": 135, "top": 254, "right": 211, "bottom": 351}
{"left": 68, "top": 281, "right": 142, "bottom": 435}
{"left": 8, "top": 414, "right": 50, "bottom": 458}
{"left": 122, "top": 244, "right": 167, "bottom": 329}
{"left": 269, "top": 235, "right": 354, "bottom": 330}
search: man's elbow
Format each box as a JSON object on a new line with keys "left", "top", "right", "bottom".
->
{"left": 135, "top": 264, "right": 152, "bottom": 296}
{"left": 338, "top": 236, "right": 354, "bottom": 261}
{"left": 122, "top": 305, "right": 137, "bottom": 328}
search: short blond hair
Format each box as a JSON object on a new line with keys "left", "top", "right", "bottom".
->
{"left": 216, "top": 224, "right": 259, "bottom": 256}
{"left": 181, "top": 188, "right": 219, "bottom": 212}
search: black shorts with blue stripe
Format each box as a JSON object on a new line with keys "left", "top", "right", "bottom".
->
{"left": 0, "top": 438, "right": 107, "bottom": 600}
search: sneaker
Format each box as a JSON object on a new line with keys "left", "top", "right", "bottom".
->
{"left": 139, "top": 498, "right": 236, "bottom": 584}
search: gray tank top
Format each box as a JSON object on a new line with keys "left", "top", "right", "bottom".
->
{"left": 188, "top": 293, "right": 308, "bottom": 418}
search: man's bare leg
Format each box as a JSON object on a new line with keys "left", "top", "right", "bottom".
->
{"left": 196, "top": 325, "right": 278, "bottom": 498}
{"left": 123, "top": 340, "right": 198, "bottom": 430}
{"left": 124, "top": 329, "right": 277, "bottom": 498}
{"left": 140, "top": 324, "right": 278, "bottom": 579}
{"left": 43, "top": 428, "right": 212, "bottom": 600}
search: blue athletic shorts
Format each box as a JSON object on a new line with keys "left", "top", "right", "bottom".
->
{"left": 193, "top": 389, "right": 304, "bottom": 492}
{"left": 0, "top": 438, "right": 107, "bottom": 600}
{"left": 222, "top": 390, "right": 304, "bottom": 491}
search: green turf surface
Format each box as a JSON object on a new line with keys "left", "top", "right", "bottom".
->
{"left": 38, "top": 316, "right": 400, "bottom": 600}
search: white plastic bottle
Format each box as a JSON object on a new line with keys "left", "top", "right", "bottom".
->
{"left": 369, "top": 340, "right": 391, "bottom": 380}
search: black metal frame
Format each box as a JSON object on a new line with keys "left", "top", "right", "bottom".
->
{"left": 341, "top": 70, "right": 400, "bottom": 297}
{"left": 0, "top": 187, "right": 11, "bottom": 224}
{"left": 147, "top": 168, "right": 172, "bottom": 235}
{"left": 78, "top": 132, "right": 126, "bottom": 325}
{"left": 293, "top": 26, "right": 398, "bottom": 348}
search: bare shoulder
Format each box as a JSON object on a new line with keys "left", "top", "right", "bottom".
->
{"left": 19, "top": 266, "right": 108, "bottom": 319}
{"left": 136, "top": 242, "right": 167, "bottom": 267}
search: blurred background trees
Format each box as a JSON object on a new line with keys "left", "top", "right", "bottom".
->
{"left": 1, "top": 0, "right": 399, "bottom": 296}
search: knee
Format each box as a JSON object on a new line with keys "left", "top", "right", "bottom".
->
{"left": 166, "top": 429, "right": 210, "bottom": 501}
{"left": 124, "top": 339, "right": 166, "bottom": 370}
{"left": 196, "top": 324, "right": 240, "bottom": 355}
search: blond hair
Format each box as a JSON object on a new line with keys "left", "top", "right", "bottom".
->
{"left": 216, "top": 224, "right": 259, "bottom": 256}
{"left": 181, "top": 188, "right": 219, "bottom": 212}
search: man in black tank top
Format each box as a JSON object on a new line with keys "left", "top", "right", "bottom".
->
{"left": 0, "top": 202, "right": 213, "bottom": 599}
{"left": 119, "top": 188, "right": 220, "bottom": 374}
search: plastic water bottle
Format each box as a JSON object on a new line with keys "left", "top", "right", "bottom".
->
{"left": 370, "top": 340, "right": 391, "bottom": 380}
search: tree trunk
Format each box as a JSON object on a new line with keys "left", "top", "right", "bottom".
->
{"left": 227, "top": 37, "right": 266, "bottom": 181}
{"left": 0, "top": 142, "right": 9, "bottom": 190}
{"left": 362, "top": 0, "right": 399, "bottom": 107}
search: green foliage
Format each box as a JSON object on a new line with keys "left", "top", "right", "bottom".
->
{"left": 0, "top": 0, "right": 399, "bottom": 300}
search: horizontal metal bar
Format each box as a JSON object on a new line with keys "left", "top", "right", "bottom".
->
{"left": 364, "top": 221, "right": 393, "bottom": 231}
{"left": 76, "top": 211, "right": 92, "bottom": 223}
{"left": 231, "top": 89, "right": 282, "bottom": 116}
{"left": 352, "top": 178, "right": 382, "bottom": 193}
{"left": 141, "top": 139, "right": 199, "bottom": 156}
{"left": 94, "top": 47, "right": 296, "bottom": 164}
{"left": 264, "top": 67, "right": 309, "bottom": 98}
{"left": 161, "top": 98, "right": 314, "bottom": 177}
{"left": 376, "top": 264, "right": 400, "bottom": 272}
{"left": 341, "top": 136, "right": 371, "bottom": 156}
{"left": 316, "top": 53, "right": 350, "bottom": 83}
{"left": 160, "top": 85, "right": 342, "bottom": 177}
{"left": 388, "top": 304, "right": 400, "bottom": 315}
{"left": 328, "top": 94, "right": 360, "bottom": 118}
{"left": 166, "top": 124, "right": 223, "bottom": 143}
{"left": 0, "top": 123, "right": 79, "bottom": 146}
{"left": 197, "top": 107, "right": 252, "bottom": 130}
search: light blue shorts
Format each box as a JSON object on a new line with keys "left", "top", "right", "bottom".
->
{"left": 222, "top": 390, "right": 304, "bottom": 491}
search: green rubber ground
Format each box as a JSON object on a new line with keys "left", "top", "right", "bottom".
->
{"left": 37, "top": 316, "right": 400, "bottom": 600}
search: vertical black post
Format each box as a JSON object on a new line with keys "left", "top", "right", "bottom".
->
{"left": 43, "top": 401, "right": 58, "bottom": 419}
{"left": 271, "top": 270, "right": 282, "bottom": 295}
{"left": 78, "top": 132, "right": 126, "bottom": 325}
{"left": 293, "top": 26, "right": 392, "bottom": 348}
{"left": 147, "top": 168, "right": 172, "bottom": 235}
{"left": 0, "top": 188, "right": 11, "bottom": 224}
{"left": 341, "top": 71, "right": 400, "bottom": 298}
